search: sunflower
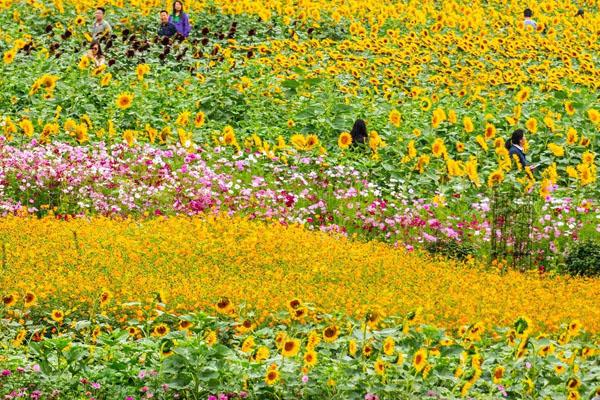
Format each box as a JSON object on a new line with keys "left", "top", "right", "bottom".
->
{"left": 123, "top": 130, "right": 136, "bottom": 147}
{"left": 241, "top": 336, "right": 255, "bottom": 353}
{"left": 305, "top": 134, "right": 319, "bottom": 150}
{"left": 236, "top": 319, "right": 254, "bottom": 334}
{"left": 554, "top": 364, "right": 566, "bottom": 375}
{"left": 253, "top": 346, "right": 269, "bottom": 362}
{"left": 215, "top": 297, "right": 234, "bottom": 314}
{"left": 566, "top": 128, "right": 578, "bottom": 145}
{"left": 265, "top": 368, "right": 280, "bottom": 385}
{"left": 515, "top": 87, "right": 531, "bottom": 103}
{"left": 291, "top": 134, "right": 307, "bottom": 150}
{"left": 178, "top": 320, "right": 193, "bottom": 331}
{"left": 3, "top": 49, "right": 16, "bottom": 64}
{"left": 292, "top": 307, "right": 307, "bottom": 320}
{"left": 127, "top": 326, "right": 138, "bottom": 336}
{"left": 548, "top": 143, "right": 564, "bottom": 157}
{"left": 78, "top": 55, "right": 91, "bottom": 70}
{"left": 484, "top": 123, "right": 496, "bottom": 140}
{"left": 566, "top": 377, "right": 581, "bottom": 390}
{"left": 579, "top": 137, "right": 590, "bottom": 147}
{"left": 222, "top": 126, "right": 237, "bottom": 146}
{"left": 23, "top": 292, "right": 36, "bottom": 307}
{"left": 413, "top": 348, "right": 427, "bottom": 372}
{"left": 476, "top": 135, "right": 489, "bottom": 152}
{"left": 51, "top": 309, "right": 64, "bottom": 323}
{"left": 136, "top": 64, "right": 150, "bottom": 81}
{"left": 487, "top": 169, "right": 504, "bottom": 188}
{"left": 303, "top": 349, "right": 317, "bottom": 367}
{"left": 567, "top": 391, "right": 581, "bottom": 400}
{"left": 338, "top": 132, "right": 352, "bottom": 149}
{"left": 100, "top": 73, "right": 112, "bottom": 87}
{"left": 99, "top": 290, "right": 111, "bottom": 306}
{"left": 286, "top": 119, "right": 295, "bottom": 128}
{"left": 362, "top": 343, "right": 373, "bottom": 358}
{"left": 448, "top": 109, "right": 457, "bottom": 124}
{"left": 492, "top": 366, "right": 505, "bottom": 384}
{"left": 348, "top": 339, "right": 358, "bottom": 356}
{"left": 420, "top": 97, "right": 432, "bottom": 111}
{"left": 463, "top": 116, "right": 474, "bottom": 133}
{"left": 581, "top": 151, "right": 595, "bottom": 166}
{"left": 13, "top": 330, "right": 27, "bottom": 347}
{"left": 538, "top": 344, "right": 554, "bottom": 357}
{"left": 525, "top": 118, "right": 537, "bottom": 133}
{"left": 564, "top": 101, "right": 575, "bottom": 116}
{"left": 389, "top": 109, "right": 401, "bottom": 127}
{"left": 383, "top": 337, "right": 395, "bottom": 356}
{"left": 205, "top": 330, "right": 217, "bottom": 346}
{"left": 322, "top": 325, "right": 339, "bottom": 343}
{"left": 587, "top": 109, "right": 599, "bottom": 124}
{"left": 194, "top": 112, "right": 206, "bottom": 128}
{"left": 567, "top": 320, "right": 582, "bottom": 336}
{"left": 374, "top": 358, "right": 386, "bottom": 375}
{"left": 116, "top": 93, "right": 134, "bottom": 110}
{"left": 456, "top": 142, "right": 465, "bottom": 152}
{"left": 513, "top": 316, "right": 532, "bottom": 337}
{"left": 152, "top": 324, "right": 170, "bottom": 337}
{"left": 431, "top": 138, "right": 447, "bottom": 158}
{"left": 288, "top": 298, "right": 302, "bottom": 310}
{"left": 18, "top": 119, "right": 34, "bottom": 137}
{"left": 74, "top": 15, "right": 85, "bottom": 25}
{"left": 175, "top": 111, "right": 190, "bottom": 127}
{"left": 2, "top": 293, "right": 16, "bottom": 307}
{"left": 281, "top": 338, "right": 300, "bottom": 357}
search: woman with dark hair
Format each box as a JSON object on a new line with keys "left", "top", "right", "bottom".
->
{"left": 506, "top": 129, "right": 535, "bottom": 170}
{"left": 350, "top": 119, "right": 368, "bottom": 147}
{"left": 169, "top": 1, "right": 191, "bottom": 38}
{"left": 86, "top": 40, "right": 105, "bottom": 67}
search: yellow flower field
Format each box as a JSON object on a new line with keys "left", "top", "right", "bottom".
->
{"left": 1, "top": 215, "right": 599, "bottom": 333}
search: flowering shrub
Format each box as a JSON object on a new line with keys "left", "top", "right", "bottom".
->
{"left": 564, "top": 240, "right": 600, "bottom": 277}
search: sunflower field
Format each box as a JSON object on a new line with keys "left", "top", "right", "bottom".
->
{"left": 1, "top": 0, "right": 599, "bottom": 398}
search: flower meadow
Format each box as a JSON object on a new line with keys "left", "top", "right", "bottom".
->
{"left": 1, "top": 0, "right": 600, "bottom": 399}
{"left": 1, "top": 216, "right": 600, "bottom": 399}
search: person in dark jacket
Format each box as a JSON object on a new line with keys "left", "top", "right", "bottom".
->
{"left": 506, "top": 129, "right": 535, "bottom": 170}
{"left": 350, "top": 119, "right": 368, "bottom": 147}
{"left": 158, "top": 10, "right": 177, "bottom": 37}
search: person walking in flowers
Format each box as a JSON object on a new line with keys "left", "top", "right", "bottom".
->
{"left": 523, "top": 8, "right": 537, "bottom": 30}
{"left": 169, "top": 1, "right": 191, "bottom": 38}
{"left": 90, "top": 7, "right": 112, "bottom": 41}
{"left": 506, "top": 129, "right": 536, "bottom": 171}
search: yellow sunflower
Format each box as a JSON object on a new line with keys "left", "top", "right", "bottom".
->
{"left": 116, "top": 92, "right": 134, "bottom": 110}
{"left": 281, "top": 338, "right": 300, "bottom": 357}
{"left": 152, "top": 323, "right": 170, "bottom": 337}
{"left": 413, "top": 348, "right": 427, "bottom": 372}
{"left": 338, "top": 131, "right": 352, "bottom": 149}
{"left": 51, "top": 309, "right": 64, "bottom": 323}
{"left": 303, "top": 350, "right": 318, "bottom": 367}
{"left": 265, "top": 368, "right": 280, "bottom": 385}
{"left": 322, "top": 325, "right": 339, "bottom": 343}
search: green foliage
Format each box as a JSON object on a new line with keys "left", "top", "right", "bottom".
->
{"left": 564, "top": 239, "right": 600, "bottom": 277}
{"left": 424, "top": 238, "right": 476, "bottom": 261}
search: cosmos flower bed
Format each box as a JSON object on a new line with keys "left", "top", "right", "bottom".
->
{"left": 1, "top": 216, "right": 599, "bottom": 399}
{"left": 1, "top": 139, "right": 598, "bottom": 268}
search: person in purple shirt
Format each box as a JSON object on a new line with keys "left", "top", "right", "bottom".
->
{"left": 169, "top": 1, "right": 191, "bottom": 38}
